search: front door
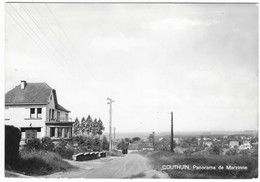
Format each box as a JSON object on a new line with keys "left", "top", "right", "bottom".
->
{"left": 25, "top": 129, "right": 37, "bottom": 141}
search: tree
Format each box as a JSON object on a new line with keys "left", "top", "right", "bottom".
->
{"left": 132, "top": 137, "right": 141, "bottom": 142}
{"left": 91, "top": 118, "right": 99, "bottom": 136}
{"left": 148, "top": 134, "right": 154, "bottom": 143}
{"left": 117, "top": 139, "right": 128, "bottom": 150}
{"left": 92, "top": 137, "right": 102, "bottom": 151}
{"left": 80, "top": 117, "right": 86, "bottom": 136}
{"left": 124, "top": 138, "right": 132, "bottom": 143}
{"left": 211, "top": 145, "right": 221, "bottom": 155}
{"left": 41, "top": 137, "right": 55, "bottom": 151}
{"left": 73, "top": 117, "right": 81, "bottom": 136}
{"left": 85, "top": 115, "right": 93, "bottom": 136}
{"left": 226, "top": 148, "right": 238, "bottom": 156}
{"left": 101, "top": 136, "right": 109, "bottom": 150}
{"left": 97, "top": 118, "right": 105, "bottom": 138}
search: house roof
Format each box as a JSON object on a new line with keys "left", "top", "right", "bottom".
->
{"left": 5, "top": 82, "right": 70, "bottom": 112}
{"left": 128, "top": 143, "right": 139, "bottom": 150}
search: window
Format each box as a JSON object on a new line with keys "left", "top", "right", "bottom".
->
{"left": 50, "top": 128, "right": 55, "bottom": 137}
{"left": 25, "top": 130, "right": 37, "bottom": 141}
{"left": 49, "top": 109, "right": 51, "bottom": 121}
{"left": 57, "top": 111, "right": 60, "bottom": 121}
{"left": 30, "top": 108, "right": 36, "bottom": 118}
{"left": 52, "top": 109, "right": 55, "bottom": 120}
{"left": 64, "top": 128, "right": 68, "bottom": 138}
{"left": 30, "top": 108, "right": 42, "bottom": 119}
{"left": 58, "top": 128, "right": 62, "bottom": 137}
{"left": 37, "top": 108, "right": 42, "bottom": 118}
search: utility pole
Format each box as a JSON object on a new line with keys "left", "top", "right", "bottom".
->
{"left": 107, "top": 98, "right": 114, "bottom": 154}
{"left": 114, "top": 127, "right": 116, "bottom": 149}
{"left": 171, "top": 111, "right": 174, "bottom": 152}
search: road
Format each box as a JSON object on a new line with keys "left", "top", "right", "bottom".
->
{"left": 42, "top": 153, "right": 169, "bottom": 178}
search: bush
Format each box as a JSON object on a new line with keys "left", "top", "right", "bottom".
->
{"left": 24, "top": 138, "right": 42, "bottom": 150}
{"left": 5, "top": 125, "right": 21, "bottom": 166}
{"left": 41, "top": 137, "right": 54, "bottom": 151}
{"left": 55, "top": 139, "right": 74, "bottom": 160}
{"left": 110, "top": 149, "right": 124, "bottom": 157}
{"left": 101, "top": 136, "right": 109, "bottom": 150}
{"left": 92, "top": 137, "right": 101, "bottom": 151}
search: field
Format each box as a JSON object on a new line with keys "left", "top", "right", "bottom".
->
{"left": 139, "top": 150, "right": 258, "bottom": 179}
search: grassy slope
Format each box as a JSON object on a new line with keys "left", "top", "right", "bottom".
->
{"left": 139, "top": 151, "right": 258, "bottom": 179}
{"left": 6, "top": 150, "right": 76, "bottom": 176}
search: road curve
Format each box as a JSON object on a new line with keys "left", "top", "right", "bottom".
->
{"left": 43, "top": 153, "right": 169, "bottom": 178}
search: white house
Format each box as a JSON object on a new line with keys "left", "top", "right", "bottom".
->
{"left": 5, "top": 81, "right": 73, "bottom": 142}
{"left": 239, "top": 141, "right": 252, "bottom": 150}
{"left": 229, "top": 141, "right": 239, "bottom": 148}
{"left": 203, "top": 141, "right": 213, "bottom": 148}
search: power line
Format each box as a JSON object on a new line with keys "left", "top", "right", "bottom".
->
{"left": 6, "top": 9, "right": 56, "bottom": 63}
{"left": 16, "top": 4, "right": 69, "bottom": 69}
{"left": 9, "top": 4, "right": 66, "bottom": 69}
{"left": 45, "top": 4, "right": 81, "bottom": 60}
{"left": 31, "top": 3, "right": 77, "bottom": 62}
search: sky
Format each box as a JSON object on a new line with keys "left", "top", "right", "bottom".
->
{"left": 4, "top": 3, "right": 258, "bottom": 133}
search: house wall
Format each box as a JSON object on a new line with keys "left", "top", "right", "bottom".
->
{"left": 45, "top": 91, "right": 69, "bottom": 122}
{"left": 46, "top": 91, "right": 55, "bottom": 122}
{"left": 5, "top": 105, "right": 47, "bottom": 139}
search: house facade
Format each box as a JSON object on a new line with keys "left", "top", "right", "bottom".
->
{"left": 5, "top": 81, "right": 73, "bottom": 142}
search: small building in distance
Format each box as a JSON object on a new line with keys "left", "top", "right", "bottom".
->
{"left": 229, "top": 141, "right": 239, "bottom": 148}
{"left": 5, "top": 81, "right": 73, "bottom": 143}
{"left": 203, "top": 141, "right": 213, "bottom": 148}
{"left": 128, "top": 143, "right": 139, "bottom": 153}
{"left": 142, "top": 142, "right": 154, "bottom": 151}
{"left": 239, "top": 141, "right": 252, "bottom": 150}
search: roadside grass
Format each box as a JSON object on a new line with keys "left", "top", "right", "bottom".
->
{"left": 139, "top": 150, "right": 258, "bottom": 179}
{"left": 129, "top": 172, "right": 146, "bottom": 178}
{"left": 7, "top": 150, "right": 76, "bottom": 176}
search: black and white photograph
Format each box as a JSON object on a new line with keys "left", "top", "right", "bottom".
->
{"left": 2, "top": 1, "right": 258, "bottom": 179}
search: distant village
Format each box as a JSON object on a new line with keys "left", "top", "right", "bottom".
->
{"left": 120, "top": 133, "right": 258, "bottom": 157}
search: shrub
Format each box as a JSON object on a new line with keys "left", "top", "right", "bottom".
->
{"left": 24, "top": 138, "right": 42, "bottom": 150}
{"left": 41, "top": 137, "right": 55, "bottom": 151}
{"left": 110, "top": 149, "right": 124, "bottom": 157}
{"left": 92, "top": 137, "right": 101, "bottom": 151}
{"left": 101, "top": 136, "right": 109, "bottom": 150}
{"left": 5, "top": 125, "right": 21, "bottom": 166}
{"left": 55, "top": 139, "right": 74, "bottom": 159}
{"left": 72, "top": 136, "right": 85, "bottom": 146}
{"left": 226, "top": 149, "right": 238, "bottom": 156}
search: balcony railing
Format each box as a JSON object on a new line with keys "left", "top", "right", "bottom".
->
{"left": 49, "top": 117, "right": 73, "bottom": 122}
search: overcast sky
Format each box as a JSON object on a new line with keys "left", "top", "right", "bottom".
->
{"left": 5, "top": 3, "right": 258, "bottom": 133}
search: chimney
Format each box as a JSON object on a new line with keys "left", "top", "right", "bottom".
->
{"left": 21, "top": 80, "right": 27, "bottom": 90}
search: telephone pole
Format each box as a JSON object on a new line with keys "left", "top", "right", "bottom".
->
{"left": 107, "top": 98, "right": 114, "bottom": 154}
{"left": 171, "top": 111, "right": 174, "bottom": 152}
{"left": 114, "top": 127, "right": 116, "bottom": 149}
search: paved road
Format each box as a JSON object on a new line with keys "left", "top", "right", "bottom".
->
{"left": 43, "top": 153, "right": 169, "bottom": 178}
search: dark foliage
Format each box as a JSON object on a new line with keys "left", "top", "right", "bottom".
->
{"left": 24, "top": 138, "right": 42, "bottom": 150}
{"left": 41, "top": 137, "right": 55, "bottom": 151}
{"left": 5, "top": 125, "right": 21, "bottom": 166}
